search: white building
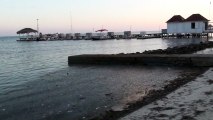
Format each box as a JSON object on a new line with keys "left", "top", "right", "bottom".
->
{"left": 167, "top": 14, "right": 209, "bottom": 34}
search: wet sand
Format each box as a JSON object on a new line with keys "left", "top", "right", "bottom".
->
{"left": 121, "top": 68, "right": 213, "bottom": 120}
{"left": 90, "top": 67, "right": 206, "bottom": 120}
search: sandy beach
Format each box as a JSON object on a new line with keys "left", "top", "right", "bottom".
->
{"left": 120, "top": 68, "right": 213, "bottom": 120}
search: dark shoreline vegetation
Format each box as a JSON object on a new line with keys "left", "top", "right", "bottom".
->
{"left": 89, "top": 41, "right": 213, "bottom": 120}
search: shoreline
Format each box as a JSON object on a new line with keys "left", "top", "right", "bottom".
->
{"left": 90, "top": 67, "right": 207, "bottom": 120}
{"left": 87, "top": 42, "right": 213, "bottom": 119}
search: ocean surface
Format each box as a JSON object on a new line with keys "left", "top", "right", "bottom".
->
{"left": 0, "top": 37, "right": 208, "bottom": 120}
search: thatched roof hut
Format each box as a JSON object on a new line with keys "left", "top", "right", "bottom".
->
{"left": 17, "top": 28, "right": 38, "bottom": 34}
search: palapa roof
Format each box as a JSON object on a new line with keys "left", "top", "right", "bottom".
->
{"left": 17, "top": 28, "right": 38, "bottom": 34}
{"left": 185, "top": 14, "right": 209, "bottom": 22}
{"left": 166, "top": 15, "right": 185, "bottom": 23}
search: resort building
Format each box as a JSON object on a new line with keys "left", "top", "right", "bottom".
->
{"left": 166, "top": 14, "right": 209, "bottom": 35}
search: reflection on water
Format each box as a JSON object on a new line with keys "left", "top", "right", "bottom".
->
{"left": 0, "top": 37, "right": 207, "bottom": 119}
{"left": 0, "top": 65, "right": 188, "bottom": 120}
{"left": 162, "top": 38, "right": 206, "bottom": 48}
{"left": 0, "top": 37, "right": 205, "bottom": 94}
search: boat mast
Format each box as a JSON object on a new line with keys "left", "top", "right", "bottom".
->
{"left": 70, "top": 11, "right": 73, "bottom": 34}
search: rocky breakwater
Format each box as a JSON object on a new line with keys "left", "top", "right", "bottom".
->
{"left": 142, "top": 41, "right": 213, "bottom": 54}
{"left": 68, "top": 42, "right": 213, "bottom": 67}
{"left": 69, "top": 42, "right": 213, "bottom": 67}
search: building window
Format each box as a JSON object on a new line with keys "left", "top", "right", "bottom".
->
{"left": 205, "top": 22, "right": 208, "bottom": 30}
{"left": 191, "top": 22, "right": 195, "bottom": 29}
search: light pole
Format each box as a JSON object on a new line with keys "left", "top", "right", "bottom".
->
{"left": 37, "top": 19, "right": 39, "bottom": 35}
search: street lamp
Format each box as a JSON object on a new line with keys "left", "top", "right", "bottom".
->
{"left": 37, "top": 19, "right": 39, "bottom": 35}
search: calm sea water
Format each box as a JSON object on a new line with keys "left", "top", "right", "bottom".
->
{"left": 0, "top": 37, "right": 206, "bottom": 120}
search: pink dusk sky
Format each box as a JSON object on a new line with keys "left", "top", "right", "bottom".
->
{"left": 0, "top": 0, "right": 212, "bottom": 36}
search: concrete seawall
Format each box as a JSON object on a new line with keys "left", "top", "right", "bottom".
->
{"left": 68, "top": 54, "right": 213, "bottom": 67}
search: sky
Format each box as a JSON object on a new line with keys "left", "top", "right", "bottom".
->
{"left": 0, "top": 0, "right": 212, "bottom": 36}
